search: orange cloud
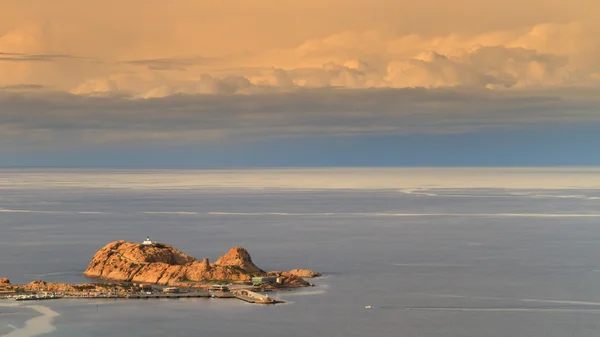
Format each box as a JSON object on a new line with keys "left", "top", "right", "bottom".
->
{"left": 0, "top": 1, "right": 598, "bottom": 95}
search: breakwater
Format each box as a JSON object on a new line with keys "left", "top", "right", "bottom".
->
{"left": 5, "top": 289, "right": 283, "bottom": 305}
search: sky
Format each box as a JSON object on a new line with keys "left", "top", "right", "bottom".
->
{"left": 1, "top": 0, "right": 599, "bottom": 167}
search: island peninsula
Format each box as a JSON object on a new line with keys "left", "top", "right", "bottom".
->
{"left": 83, "top": 239, "right": 320, "bottom": 288}
{"left": 1, "top": 239, "right": 321, "bottom": 304}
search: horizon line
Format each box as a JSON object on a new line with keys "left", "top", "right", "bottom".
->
{"left": 1, "top": 165, "right": 599, "bottom": 170}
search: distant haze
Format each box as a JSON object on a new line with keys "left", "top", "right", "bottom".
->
{"left": 2, "top": 167, "right": 600, "bottom": 190}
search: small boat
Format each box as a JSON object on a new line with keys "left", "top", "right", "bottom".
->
{"left": 365, "top": 305, "right": 372, "bottom": 309}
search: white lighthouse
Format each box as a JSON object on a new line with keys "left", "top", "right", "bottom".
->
{"left": 142, "top": 236, "right": 155, "bottom": 245}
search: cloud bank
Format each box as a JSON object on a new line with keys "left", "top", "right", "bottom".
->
{"left": 0, "top": 0, "right": 599, "bottom": 152}
{"left": 1, "top": 87, "right": 599, "bottom": 150}
{"left": 1, "top": 11, "right": 599, "bottom": 95}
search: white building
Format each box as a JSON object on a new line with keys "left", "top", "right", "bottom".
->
{"left": 142, "top": 236, "right": 155, "bottom": 245}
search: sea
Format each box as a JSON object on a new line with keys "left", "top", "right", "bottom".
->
{"left": 2, "top": 167, "right": 600, "bottom": 337}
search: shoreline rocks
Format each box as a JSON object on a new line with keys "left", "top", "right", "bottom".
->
{"left": 0, "top": 277, "right": 12, "bottom": 292}
{"left": 289, "top": 269, "right": 322, "bottom": 278}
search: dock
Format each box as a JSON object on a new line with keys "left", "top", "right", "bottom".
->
{"left": 232, "top": 289, "right": 284, "bottom": 304}
{"left": 126, "top": 291, "right": 213, "bottom": 299}
{"left": 14, "top": 295, "right": 62, "bottom": 301}
{"left": 6, "top": 289, "right": 283, "bottom": 304}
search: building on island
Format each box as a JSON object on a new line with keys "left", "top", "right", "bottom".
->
{"left": 135, "top": 284, "right": 153, "bottom": 292}
{"left": 163, "top": 287, "right": 179, "bottom": 294}
{"left": 209, "top": 285, "right": 230, "bottom": 292}
{"left": 142, "top": 236, "right": 156, "bottom": 245}
{"left": 252, "top": 277, "right": 276, "bottom": 286}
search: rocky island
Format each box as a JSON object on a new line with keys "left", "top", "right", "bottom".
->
{"left": 83, "top": 240, "right": 320, "bottom": 289}
{"left": 1, "top": 239, "right": 321, "bottom": 304}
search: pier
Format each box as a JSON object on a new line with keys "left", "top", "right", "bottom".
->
{"left": 232, "top": 289, "right": 283, "bottom": 304}
{"left": 125, "top": 291, "right": 236, "bottom": 300}
{"left": 6, "top": 288, "right": 283, "bottom": 305}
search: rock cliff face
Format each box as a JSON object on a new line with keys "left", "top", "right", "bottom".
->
{"left": 83, "top": 240, "right": 317, "bottom": 288}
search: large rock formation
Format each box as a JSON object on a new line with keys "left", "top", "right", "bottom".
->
{"left": 83, "top": 240, "right": 318, "bottom": 288}
{"left": 215, "top": 246, "right": 263, "bottom": 274}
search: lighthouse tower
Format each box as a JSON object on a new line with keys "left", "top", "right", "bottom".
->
{"left": 142, "top": 236, "right": 154, "bottom": 245}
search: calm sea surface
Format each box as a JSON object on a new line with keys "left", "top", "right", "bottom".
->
{"left": 2, "top": 168, "right": 600, "bottom": 337}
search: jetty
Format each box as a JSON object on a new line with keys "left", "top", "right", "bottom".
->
{"left": 232, "top": 289, "right": 283, "bottom": 304}
{"left": 14, "top": 294, "right": 62, "bottom": 301}
{"left": 5, "top": 287, "right": 284, "bottom": 305}
{"left": 125, "top": 290, "right": 230, "bottom": 300}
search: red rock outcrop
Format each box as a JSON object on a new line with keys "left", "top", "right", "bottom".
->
{"left": 83, "top": 241, "right": 294, "bottom": 286}
{"left": 215, "top": 246, "right": 264, "bottom": 274}
{"left": 265, "top": 271, "right": 312, "bottom": 287}
{"left": 2, "top": 242, "right": 319, "bottom": 293}
{"left": 289, "top": 269, "right": 322, "bottom": 278}
{"left": 0, "top": 277, "right": 11, "bottom": 291}
{"left": 14, "top": 280, "right": 131, "bottom": 294}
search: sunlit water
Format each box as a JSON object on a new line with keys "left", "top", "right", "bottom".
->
{"left": 1, "top": 168, "right": 600, "bottom": 337}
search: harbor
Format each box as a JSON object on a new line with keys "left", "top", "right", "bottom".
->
{"left": 3, "top": 284, "right": 285, "bottom": 305}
